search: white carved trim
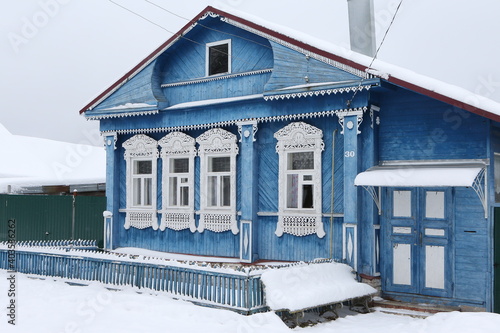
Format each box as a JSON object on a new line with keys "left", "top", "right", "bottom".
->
{"left": 237, "top": 121, "right": 258, "bottom": 142}
{"left": 264, "top": 84, "right": 371, "bottom": 101}
{"left": 336, "top": 109, "right": 365, "bottom": 135}
{"left": 276, "top": 214, "right": 325, "bottom": 237}
{"left": 159, "top": 132, "right": 197, "bottom": 232}
{"left": 123, "top": 134, "right": 159, "bottom": 230}
{"left": 197, "top": 128, "right": 239, "bottom": 234}
{"left": 86, "top": 110, "right": 159, "bottom": 121}
{"left": 103, "top": 132, "right": 117, "bottom": 150}
{"left": 161, "top": 69, "right": 272, "bottom": 88}
{"left": 124, "top": 209, "right": 158, "bottom": 230}
{"left": 343, "top": 223, "right": 358, "bottom": 269}
{"left": 100, "top": 107, "right": 367, "bottom": 136}
{"left": 159, "top": 211, "right": 196, "bottom": 232}
{"left": 274, "top": 122, "right": 324, "bottom": 238}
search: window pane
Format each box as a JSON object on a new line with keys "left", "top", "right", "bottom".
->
{"left": 169, "top": 177, "right": 177, "bottom": 206}
{"left": 209, "top": 156, "right": 230, "bottom": 172}
{"left": 221, "top": 175, "right": 231, "bottom": 207}
{"left": 425, "top": 191, "right": 445, "bottom": 219}
{"left": 134, "top": 160, "right": 152, "bottom": 175}
{"left": 208, "top": 176, "right": 218, "bottom": 207}
{"left": 286, "top": 174, "right": 298, "bottom": 208}
{"left": 302, "top": 184, "right": 314, "bottom": 209}
{"left": 170, "top": 158, "right": 189, "bottom": 173}
{"left": 144, "top": 178, "right": 152, "bottom": 206}
{"left": 133, "top": 178, "right": 142, "bottom": 205}
{"left": 209, "top": 43, "right": 228, "bottom": 75}
{"left": 393, "top": 190, "right": 411, "bottom": 217}
{"left": 180, "top": 186, "right": 189, "bottom": 206}
{"left": 288, "top": 152, "right": 314, "bottom": 170}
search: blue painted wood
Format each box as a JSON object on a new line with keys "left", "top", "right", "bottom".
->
{"left": 92, "top": 61, "right": 161, "bottom": 112}
{"left": 0, "top": 249, "right": 267, "bottom": 313}
{"left": 378, "top": 88, "right": 488, "bottom": 161}
{"left": 264, "top": 41, "right": 361, "bottom": 92}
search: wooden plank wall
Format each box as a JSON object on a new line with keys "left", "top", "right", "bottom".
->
{"left": 378, "top": 88, "right": 488, "bottom": 161}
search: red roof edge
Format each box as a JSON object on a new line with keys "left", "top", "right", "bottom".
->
{"left": 79, "top": 5, "right": 498, "bottom": 123}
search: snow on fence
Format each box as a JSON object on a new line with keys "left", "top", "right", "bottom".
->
{"left": 0, "top": 248, "right": 265, "bottom": 314}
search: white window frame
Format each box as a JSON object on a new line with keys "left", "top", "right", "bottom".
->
{"left": 206, "top": 39, "right": 231, "bottom": 77}
{"left": 159, "top": 132, "right": 196, "bottom": 232}
{"left": 274, "top": 122, "right": 325, "bottom": 238}
{"left": 197, "top": 128, "right": 239, "bottom": 234}
{"left": 122, "top": 134, "right": 159, "bottom": 230}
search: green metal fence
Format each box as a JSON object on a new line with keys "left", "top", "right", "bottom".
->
{"left": 0, "top": 194, "right": 106, "bottom": 247}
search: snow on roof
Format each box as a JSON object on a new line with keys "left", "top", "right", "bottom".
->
{"left": 354, "top": 165, "right": 483, "bottom": 187}
{"left": 0, "top": 123, "right": 105, "bottom": 193}
{"left": 79, "top": 6, "right": 500, "bottom": 122}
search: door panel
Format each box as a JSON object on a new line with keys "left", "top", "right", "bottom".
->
{"left": 384, "top": 188, "right": 452, "bottom": 297}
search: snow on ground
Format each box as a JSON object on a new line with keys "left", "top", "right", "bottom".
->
{"left": 1, "top": 270, "right": 500, "bottom": 333}
{"left": 261, "top": 262, "right": 376, "bottom": 312}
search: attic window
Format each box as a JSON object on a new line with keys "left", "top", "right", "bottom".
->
{"left": 207, "top": 40, "right": 231, "bottom": 76}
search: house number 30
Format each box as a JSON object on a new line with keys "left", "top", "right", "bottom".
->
{"left": 344, "top": 150, "right": 355, "bottom": 157}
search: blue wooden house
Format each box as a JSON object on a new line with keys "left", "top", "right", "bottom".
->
{"left": 80, "top": 7, "right": 500, "bottom": 312}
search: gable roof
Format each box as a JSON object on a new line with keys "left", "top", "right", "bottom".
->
{"left": 79, "top": 6, "right": 500, "bottom": 123}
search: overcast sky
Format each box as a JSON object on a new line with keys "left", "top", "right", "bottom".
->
{"left": 1, "top": 0, "right": 499, "bottom": 146}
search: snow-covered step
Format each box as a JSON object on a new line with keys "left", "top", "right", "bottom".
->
{"left": 372, "top": 298, "right": 460, "bottom": 318}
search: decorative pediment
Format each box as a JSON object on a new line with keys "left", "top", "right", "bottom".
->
{"left": 274, "top": 122, "right": 324, "bottom": 152}
{"left": 196, "top": 128, "right": 239, "bottom": 155}
{"left": 159, "top": 132, "right": 196, "bottom": 156}
{"left": 123, "top": 134, "right": 159, "bottom": 159}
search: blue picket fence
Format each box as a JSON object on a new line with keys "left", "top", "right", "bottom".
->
{"left": 0, "top": 249, "right": 266, "bottom": 314}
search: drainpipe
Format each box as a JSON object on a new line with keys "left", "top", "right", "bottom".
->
{"left": 347, "top": 0, "right": 376, "bottom": 57}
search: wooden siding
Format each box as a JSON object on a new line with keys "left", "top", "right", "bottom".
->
{"left": 93, "top": 61, "right": 160, "bottom": 111}
{"left": 453, "top": 186, "right": 489, "bottom": 304}
{"left": 159, "top": 19, "right": 273, "bottom": 84}
{"left": 378, "top": 88, "right": 488, "bottom": 161}
{"left": 264, "top": 42, "right": 360, "bottom": 92}
{"left": 164, "top": 73, "right": 272, "bottom": 106}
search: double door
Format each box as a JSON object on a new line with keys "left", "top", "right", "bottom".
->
{"left": 384, "top": 188, "right": 452, "bottom": 297}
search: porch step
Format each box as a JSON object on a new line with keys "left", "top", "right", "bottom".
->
{"left": 372, "top": 298, "right": 461, "bottom": 318}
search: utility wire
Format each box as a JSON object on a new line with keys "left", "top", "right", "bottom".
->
{"left": 143, "top": 0, "right": 274, "bottom": 51}
{"left": 108, "top": 0, "right": 271, "bottom": 72}
{"left": 108, "top": 0, "right": 204, "bottom": 47}
{"left": 346, "top": 0, "right": 405, "bottom": 107}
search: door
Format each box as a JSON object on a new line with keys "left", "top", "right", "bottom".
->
{"left": 495, "top": 207, "right": 500, "bottom": 313}
{"left": 384, "top": 188, "right": 452, "bottom": 297}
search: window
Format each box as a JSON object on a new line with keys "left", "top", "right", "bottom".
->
{"left": 132, "top": 160, "right": 153, "bottom": 207}
{"left": 197, "top": 128, "right": 239, "bottom": 234}
{"left": 207, "top": 156, "right": 231, "bottom": 207}
{"left": 122, "top": 134, "right": 159, "bottom": 230}
{"left": 168, "top": 158, "right": 190, "bottom": 207}
{"left": 286, "top": 152, "right": 315, "bottom": 209}
{"left": 206, "top": 40, "right": 231, "bottom": 76}
{"left": 159, "top": 132, "right": 196, "bottom": 232}
{"left": 274, "top": 122, "right": 325, "bottom": 238}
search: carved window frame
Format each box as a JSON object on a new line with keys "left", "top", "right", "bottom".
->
{"left": 158, "top": 132, "right": 197, "bottom": 232}
{"left": 197, "top": 128, "right": 239, "bottom": 234}
{"left": 274, "top": 122, "right": 325, "bottom": 238}
{"left": 122, "top": 134, "right": 159, "bottom": 230}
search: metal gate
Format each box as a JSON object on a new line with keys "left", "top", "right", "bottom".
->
{"left": 0, "top": 194, "right": 105, "bottom": 247}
